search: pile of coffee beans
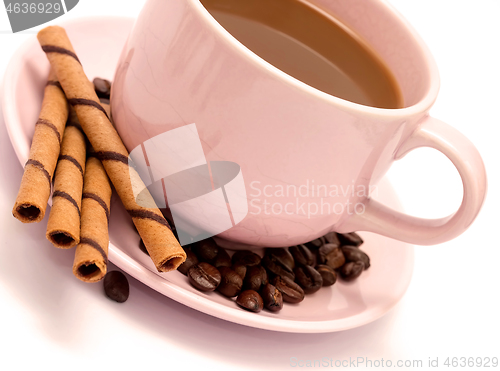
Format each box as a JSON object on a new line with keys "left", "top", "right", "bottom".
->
{"left": 136, "top": 209, "right": 370, "bottom": 313}
{"left": 173, "top": 231, "right": 370, "bottom": 314}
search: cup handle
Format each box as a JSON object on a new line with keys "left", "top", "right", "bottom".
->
{"left": 337, "top": 115, "right": 487, "bottom": 245}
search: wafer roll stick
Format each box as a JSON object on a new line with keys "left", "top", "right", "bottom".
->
{"left": 38, "top": 26, "right": 186, "bottom": 272}
{"left": 46, "top": 108, "right": 86, "bottom": 248}
{"left": 12, "top": 69, "right": 68, "bottom": 223}
{"left": 73, "top": 156, "right": 111, "bottom": 282}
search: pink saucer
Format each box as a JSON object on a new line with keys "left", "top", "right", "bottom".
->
{"left": 1, "top": 16, "right": 414, "bottom": 333}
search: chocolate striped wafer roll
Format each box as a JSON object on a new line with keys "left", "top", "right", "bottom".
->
{"left": 73, "top": 156, "right": 111, "bottom": 282}
{"left": 12, "top": 69, "right": 68, "bottom": 223}
{"left": 46, "top": 107, "right": 86, "bottom": 248}
{"left": 38, "top": 26, "right": 186, "bottom": 272}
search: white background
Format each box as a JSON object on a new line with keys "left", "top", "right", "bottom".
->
{"left": 0, "top": 1, "right": 499, "bottom": 370}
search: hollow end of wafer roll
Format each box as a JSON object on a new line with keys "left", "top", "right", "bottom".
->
{"left": 132, "top": 215, "right": 186, "bottom": 272}
{"left": 158, "top": 255, "right": 186, "bottom": 273}
{"left": 13, "top": 203, "right": 44, "bottom": 223}
{"left": 73, "top": 260, "right": 107, "bottom": 283}
{"left": 46, "top": 230, "right": 78, "bottom": 249}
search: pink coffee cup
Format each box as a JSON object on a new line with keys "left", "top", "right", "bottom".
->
{"left": 111, "top": 0, "right": 487, "bottom": 247}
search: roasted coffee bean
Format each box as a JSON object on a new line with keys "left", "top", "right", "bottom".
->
{"left": 191, "top": 238, "right": 219, "bottom": 262}
{"left": 236, "top": 290, "right": 264, "bottom": 313}
{"left": 212, "top": 248, "right": 232, "bottom": 268}
{"left": 338, "top": 232, "right": 364, "bottom": 247}
{"left": 177, "top": 249, "right": 198, "bottom": 275}
{"left": 272, "top": 275, "right": 305, "bottom": 304}
{"left": 339, "top": 261, "right": 365, "bottom": 281}
{"left": 93, "top": 77, "right": 112, "bottom": 99}
{"left": 139, "top": 239, "right": 149, "bottom": 256}
{"left": 217, "top": 267, "right": 243, "bottom": 297}
{"left": 323, "top": 232, "right": 341, "bottom": 246}
{"left": 289, "top": 244, "right": 314, "bottom": 266}
{"left": 325, "top": 247, "right": 345, "bottom": 270}
{"left": 187, "top": 262, "right": 221, "bottom": 291}
{"left": 341, "top": 245, "right": 370, "bottom": 269}
{"left": 317, "top": 243, "right": 335, "bottom": 264}
{"left": 232, "top": 263, "right": 247, "bottom": 280}
{"left": 265, "top": 248, "right": 295, "bottom": 270}
{"left": 317, "top": 243, "right": 345, "bottom": 269}
{"left": 231, "top": 250, "right": 261, "bottom": 267}
{"left": 262, "top": 253, "right": 295, "bottom": 281}
{"left": 315, "top": 265, "right": 337, "bottom": 286}
{"left": 304, "top": 236, "right": 325, "bottom": 250}
{"left": 243, "top": 265, "right": 268, "bottom": 291}
{"left": 294, "top": 265, "right": 323, "bottom": 294}
{"left": 103, "top": 271, "right": 129, "bottom": 303}
{"left": 260, "top": 283, "right": 283, "bottom": 312}
{"left": 260, "top": 265, "right": 269, "bottom": 286}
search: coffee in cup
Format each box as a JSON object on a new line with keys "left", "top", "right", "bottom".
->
{"left": 201, "top": 0, "right": 403, "bottom": 109}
